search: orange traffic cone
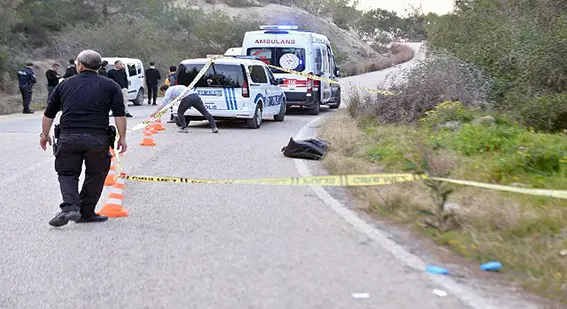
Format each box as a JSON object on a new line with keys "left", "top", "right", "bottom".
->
{"left": 153, "top": 119, "right": 166, "bottom": 131}
{"left": 140, "top": 127, "right": 156, "bottom": 146}
{"left": 97, "top": 174, "right": 128, "bottom": 218}
{"left": 104, "top": 155, "right": 117, "bottom": 186}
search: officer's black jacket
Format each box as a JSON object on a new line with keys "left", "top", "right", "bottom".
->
{"left": 44, "top": 71, "right": 126, "bottom": 135}
{"left": 107, "top": 69, "right": 128, "bottom": 89}
{"left": 145, "top": 68, "right": 161, "bottom": 86}
{"left": 63, "top": 65, "right": 77, "bottom": 79}
{"left": 46, "top": 69, "right": 59, "bottom": 87}
{"left": 98, "top": 67, "right": 107, "bottom": 77}
{"left": 17, "top": 67, "right": 36, "bottom": 88}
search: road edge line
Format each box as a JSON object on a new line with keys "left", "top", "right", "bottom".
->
{"left": 293, "top": 115, "right": 502, "bottom": 309}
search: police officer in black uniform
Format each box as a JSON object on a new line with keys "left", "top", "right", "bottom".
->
{"left": 40, "top": 49, "right": 128, "bottom": 227}
{"left": 17, "top": 62, "right": 37, "bottom": 114}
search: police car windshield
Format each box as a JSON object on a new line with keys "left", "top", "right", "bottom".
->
{"left": 246, "top": 47, "right": 306, "bottom": 73}
{"left": 177, "top": 63, "right": 245, "bottom": 88}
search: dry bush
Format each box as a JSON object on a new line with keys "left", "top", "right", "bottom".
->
{"left": 358, "top": 53, "right": 491, "bottom": 124}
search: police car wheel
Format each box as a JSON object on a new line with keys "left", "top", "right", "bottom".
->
{"left": 246, "top": 103, "right": 262, "bottom": 129}
{"left": 273, "top": 101, "right": 286, "bottom": 122}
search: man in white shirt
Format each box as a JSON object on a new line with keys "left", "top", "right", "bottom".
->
{"left": 150, "top": 85, "right": 218, "bottom": 133}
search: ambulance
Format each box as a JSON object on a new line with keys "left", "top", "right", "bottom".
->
{"left": 241, "top": 25, "right": 342, "bottom": 115}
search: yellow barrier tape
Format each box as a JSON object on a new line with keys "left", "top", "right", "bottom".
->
{"left": 130, "top": 59, "right": 214, "bottom": 132}
{"left": 429, "top": 177, "right": 567, "bottom": 200}
{"left": 116, "top": 173, "right": 567, "bottom": 199}
{"left": 120, "top": 173, "right": 426, "bottom": 186}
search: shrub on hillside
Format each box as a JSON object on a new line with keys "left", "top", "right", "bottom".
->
{"left": 503, "top": 92, "right": 567, "bottom": 133}
{"left": 351, "top": 53, "right": 490, "bottom": 123}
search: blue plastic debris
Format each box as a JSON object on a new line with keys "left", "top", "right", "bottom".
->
{"left": 425, "top": 265, "right": 450, "bottom": 275}
{"left": 480, "top": 261, "right": 502, "bottom": 272}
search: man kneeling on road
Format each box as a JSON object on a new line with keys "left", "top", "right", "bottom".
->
{"left": 150, "top": 84, "right": 218, "bottom": 134}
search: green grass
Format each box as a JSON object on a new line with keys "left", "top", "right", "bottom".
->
{"left": 319, "top": 108, "right": 567, "bottom": 304}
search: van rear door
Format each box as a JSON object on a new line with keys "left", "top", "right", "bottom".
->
{"left": 177, "top": 62, "right": 246, "bottom": 111}
{"left": 246, "top": 46, "right": 307, "bottom": 103}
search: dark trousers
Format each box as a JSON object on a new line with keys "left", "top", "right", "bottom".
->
{"left": 147, "top": 84, "right": 158, "bottom": 104}
{"left": 177, "top": 94, "right": 217, "bottom": 128}
{"left": 47, "top": 86, "right": 55, "bottom": 103}
{"left": 19, "top": 86, "right": 32, "bottom": 112}
{"left": 54, "top": 133, "right": 111, "bottom": 215}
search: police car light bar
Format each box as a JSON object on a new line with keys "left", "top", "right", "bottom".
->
{"left": 259, "top": 25, "right": 299, "bottom": 30}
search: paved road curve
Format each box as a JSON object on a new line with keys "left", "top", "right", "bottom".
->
{"left": 0, "top": 44, "right": 543, "bottom": 309}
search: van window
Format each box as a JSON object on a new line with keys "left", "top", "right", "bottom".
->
{"left": 246, "top": 47, "right": 306, "bottom": 73}
{"left": 249, "top": 65, "right": 268, "bottom": 83}
{"left": 127, "top": 64, "right": 137, "bottom": 76}
{"left": 314, "top": 47, "right": 323, "bottom": 74}
{"left": 177, "top": 63, "right": 245, "bottom": 88}
{"left": 321, "top": 47, "right": 330, "bottom": 74}
{"left": 327, "top": 46, "right": 335, "bottom": 73}
{"left": 136, "top": 63, "right": 142, "bottom": 74}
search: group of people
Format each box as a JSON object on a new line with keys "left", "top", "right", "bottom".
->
{"left": 17, "top": 60, "right": 78, "bottom": 114}
{"left": 19, "top": 59, "right": 180, "bottom": 118}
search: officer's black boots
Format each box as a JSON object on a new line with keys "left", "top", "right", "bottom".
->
{"left": 48, "top": 211, "right": 81, "bottom": 227}
{"left": 76, "top": 214, "right": 108, "bottom": 223}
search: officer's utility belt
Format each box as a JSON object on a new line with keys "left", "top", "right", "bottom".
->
{"left": 53, "top": 125, "right": 117, "bottom": 149}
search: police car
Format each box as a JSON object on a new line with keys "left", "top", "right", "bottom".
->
{"left": 172, "top": 56, "right": 286, "bottom": 129}
{"left": 241, "top": 25, "right": 342, "bottom": 115}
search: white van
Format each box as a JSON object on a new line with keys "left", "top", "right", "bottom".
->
{"left": 241, "top": 25, "right": 341, "bottom": 115}
{"left": 224, "top": 47, "right": 243, "bottom": 56}
{"left": 102, "top": 57, "right": 146, "bottom": 106}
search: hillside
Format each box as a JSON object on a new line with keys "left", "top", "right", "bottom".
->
{"left": 1, "top": 0, "right": 408, "bottom": 115}
{"left": 172, "top": 1, "right": 378, "bottom": 63}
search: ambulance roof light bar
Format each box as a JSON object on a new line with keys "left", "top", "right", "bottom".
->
{"left": 259, "top": 25, "right": 299, "bottom": 30}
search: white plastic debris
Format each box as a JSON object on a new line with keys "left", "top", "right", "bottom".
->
{"left": 351, "top": 293, "right": 370, "bottom": 299}
{"left": 560, "top": 250, "right": 567, "bottom": 256}
{"left": 433, "top": 289, "right": 448, "bottom": 297}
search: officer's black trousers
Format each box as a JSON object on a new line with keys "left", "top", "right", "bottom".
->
{"left": 19, "top": 86, "right": 32, "bottom": 112}
{"left": 147, "top": 84, "right": 158, "bottom": 104}
{"left": 54, "top": 133, "right": 111, "bottom": 215}
{"left": 177, "top": 94, "right": 217, "bottom": 129}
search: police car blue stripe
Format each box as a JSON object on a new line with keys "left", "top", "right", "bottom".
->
{"left": 230, "top": 88, "right": 238, "bottom": 110}
{"left": 223, "top": 88, "right": 230, "bottom": 110}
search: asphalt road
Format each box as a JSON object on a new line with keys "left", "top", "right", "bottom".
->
{"left": 0, "top": 44, "right": 543, "bottom": 309}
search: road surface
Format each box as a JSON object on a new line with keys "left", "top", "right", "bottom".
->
{"left": 0, "top": 44, "right": 546, "bottom": 309}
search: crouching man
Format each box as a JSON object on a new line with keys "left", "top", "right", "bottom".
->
{"left": 150, "top": 84, "right": 218, "bottom": 134}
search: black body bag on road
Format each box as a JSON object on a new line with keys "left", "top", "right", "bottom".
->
{"left": 281, "top": 137, "right": 328, "bottom": 160}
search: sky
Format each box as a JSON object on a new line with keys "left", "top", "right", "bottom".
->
{"left": 356, "top": 0, "right": 455, "bottom": 15}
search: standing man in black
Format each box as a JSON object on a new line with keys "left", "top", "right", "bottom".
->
{"left": 145, "top": 62, "right": 161, "bottom": 105}
{"left": 45, "top": 63, "right": 61, "bottom": 101}
{"left": 63, "top": 59, "right": 77, "bottom": 79}
{"left": 40, "top": 50, "right": 128, "bottom": 227}
{"left": 98, "top": 60, "right": 108, "bottom": 77}
{"left": 17, "top": 62, "right": 37, "bottom": 114}
{"left": 107, "top": 60, "right": 133, "bottom": 117}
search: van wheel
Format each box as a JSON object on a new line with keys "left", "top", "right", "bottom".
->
{"left": 246, "top": 103, "right": 263, "bottom": 129}
{"left": 307, "top": 102, "right": 320, "bottom": 115}
{"left": 132, "top": 88, "right": 144, "bottom": 106}
{"left": 273, "top": 100, "right": 286, "bottom": 122}
{"left": 329, "top": 90, "right": 341, "bottom": 109}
